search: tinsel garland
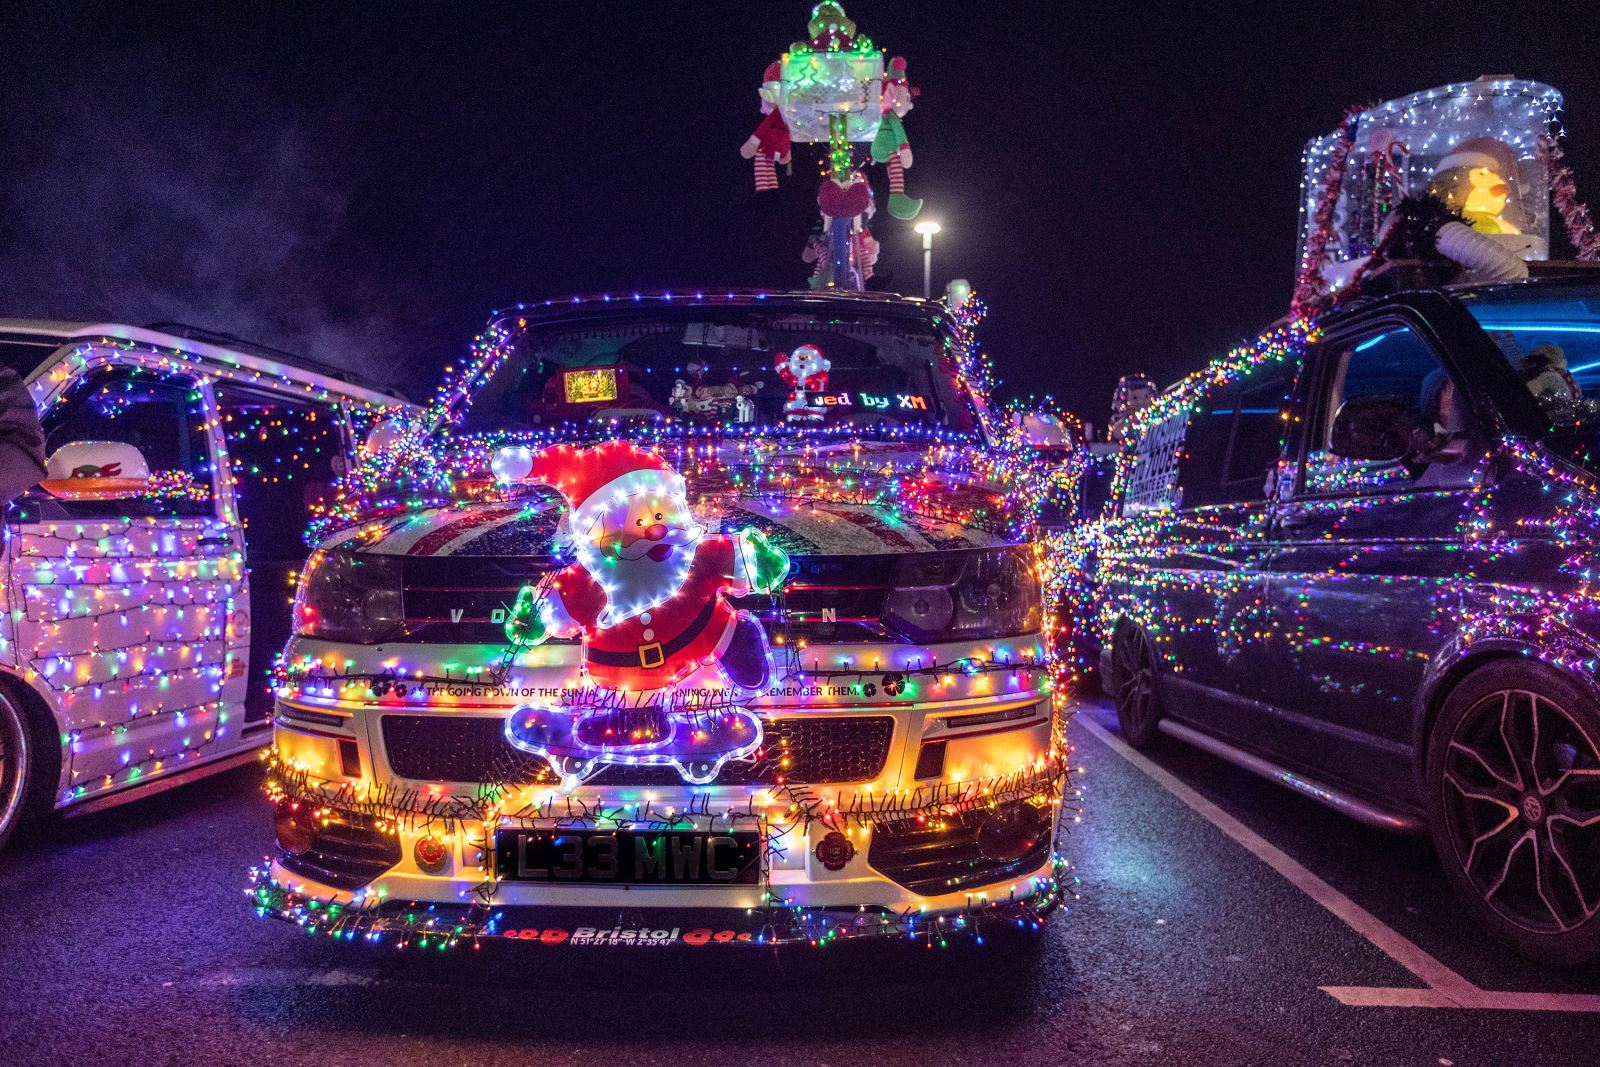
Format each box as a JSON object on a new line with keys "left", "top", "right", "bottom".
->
{"left": 1292, "top": 105, "right": 1364, "bottom": 314}
{"left": 278, "top": 643, "right": 1051, "bottom": 700}
{"left": 262, "top": 737, "right": 1071, "bottom": 839}
{"left": 248, "top": 854, "right": 1068, "bottom": 950}
{"left": 1541, "top": 134, "right": 1600, "bottom": 261}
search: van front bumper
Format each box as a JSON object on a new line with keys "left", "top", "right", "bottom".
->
{"left": 248, "top": 854, "right": 1067, "bottom": 949}
{"left": 251, "top": 635, "right": 1072, "bottom": 948}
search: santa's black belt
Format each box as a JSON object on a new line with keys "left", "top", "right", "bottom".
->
{"left": 584, "top": 596, "right": 720, "bottom": 670}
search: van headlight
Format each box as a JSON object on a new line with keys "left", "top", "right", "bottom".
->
{"left": 293, "top": 550, "right": 405, "bottom": 644}
{"left": 882, "top": 547, "right": 1041, "bottom": 642}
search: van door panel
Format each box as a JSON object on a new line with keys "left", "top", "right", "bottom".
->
{"left": 1263, "top": 323, "right": 1479, "bottom": 803}
{"left": 1267, "top": 487, "right": 1473, "bottom": 793}
{"left": 14, "top": 365, "right": 244, "bottom": 802}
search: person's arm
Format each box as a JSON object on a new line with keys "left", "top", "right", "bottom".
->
{"left": 0, "top": 367, "right": 45, "bottom": 502}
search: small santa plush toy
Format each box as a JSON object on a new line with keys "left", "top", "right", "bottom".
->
{"left": 505, "top": 442, "right": 789, "bottom": 693}
{"left": 775, "top": 344, "right": 831, "bottom": 420}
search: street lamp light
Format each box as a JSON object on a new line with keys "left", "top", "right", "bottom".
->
{"left": 914, "top": 220, "right": 941, "bottom": 299}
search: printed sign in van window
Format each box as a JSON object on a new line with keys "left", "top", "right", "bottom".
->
{"left": 1124, "top": 407, "right": 1188, "bottom": 514}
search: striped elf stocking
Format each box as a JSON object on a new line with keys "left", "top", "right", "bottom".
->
{"left": 754, "top": 153, "right": 778, "bottom": 193}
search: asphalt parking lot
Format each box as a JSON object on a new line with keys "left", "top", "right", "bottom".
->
{"left": 2, "top": 696, "right": 1596, "bottom": 1067}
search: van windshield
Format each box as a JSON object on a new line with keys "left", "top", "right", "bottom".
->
{"left": 459, "top": 305, "right": 976, "bottom": 437}
{"left": 1460, "top": 284, "right": 1600, "bottom": 431}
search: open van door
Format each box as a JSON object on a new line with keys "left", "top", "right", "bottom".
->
{"left": 212, "top": 381, "right": 358, "bottom": 722}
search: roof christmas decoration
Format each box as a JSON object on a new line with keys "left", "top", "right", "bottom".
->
{"left": 1295, "top": 77, "right": 1563, "bottom": 298}
{"left": 742, "top": 3, "right": 924, "bottom": 291}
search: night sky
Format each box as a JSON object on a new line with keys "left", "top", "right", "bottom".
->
{"left": 5, "top": 2, "right": 1600, "bottom": 426}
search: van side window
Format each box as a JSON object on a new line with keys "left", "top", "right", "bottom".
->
{"left": 1172, "top": 383, "right": 1238, "bottom": 508}
{"left": 1222, "top": 367, "right": 1296, "bottom": 502}
{"left": 40, "top": 367, "right": 215, "bottom": 518}
{"left": 1178, "top": 359, "right": 1297, "bottom": 509}
{"left": 1305, "top": 325, "right": 1478, "bottom": 494}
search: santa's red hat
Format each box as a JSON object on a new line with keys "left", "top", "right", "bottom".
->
{"left": 525, "top": 442, "right": 684, "bottom": 534}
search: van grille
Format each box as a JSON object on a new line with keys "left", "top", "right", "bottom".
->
{"left": 397, "top": 554, "right": 894, "bottom": 645}
{"left": 380, "top": 713, "right": 894, "bottom": 786}
{"left": 399, "top": 556, "right": 556, "bottom": 644}
{"left": 733, "top": 554, "right": 892, "bottom": 642}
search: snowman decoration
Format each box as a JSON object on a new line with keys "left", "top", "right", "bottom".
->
{"left": 501, "top": 442, "right": 790, "bottom": 788}
{"left": 775, "top": 344, "right": 831, "bottom": 421}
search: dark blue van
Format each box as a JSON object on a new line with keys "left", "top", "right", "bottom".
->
{"left": 1100, "top": 274, "right": 1600, "bottom": 966}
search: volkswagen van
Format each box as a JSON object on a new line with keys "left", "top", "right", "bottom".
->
{"left": 1100, "top": 273, "right": 1600, "bottom": 965}
{"left": 254, "top": 289, "right": 1069, "bottom": 949}
{"left": 0, "top": 321, "right": 414, "bottom": 850}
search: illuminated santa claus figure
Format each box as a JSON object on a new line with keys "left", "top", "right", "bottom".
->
{"left": 502, "top": 442, "right": 790, "bottom": 786}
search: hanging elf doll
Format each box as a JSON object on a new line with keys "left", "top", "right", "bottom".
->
{"left": 873, "top": 56, "right": 923, "bottom": 220}
{"left": 740, "top": 60, "right": 791, "bottom": 193}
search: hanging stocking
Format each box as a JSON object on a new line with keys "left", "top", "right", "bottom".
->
{"left": 754, "top": 153, "right": 779, "bottom": 193}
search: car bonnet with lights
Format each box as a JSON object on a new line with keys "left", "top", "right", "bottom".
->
{"left": 254, "top": 289, "right": 1071, "bottom": 949}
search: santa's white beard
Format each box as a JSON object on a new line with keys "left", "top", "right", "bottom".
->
{"left": 581, "top": 548, "right": 693, "bottom": 624}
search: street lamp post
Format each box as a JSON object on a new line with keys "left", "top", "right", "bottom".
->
{"left": 914, "top": 220, "right": 941, "bottom": 299}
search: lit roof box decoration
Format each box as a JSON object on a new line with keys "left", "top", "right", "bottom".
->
{"left": 1296, "top": 77, "right": 1563, "bottom": 290}
{"left": 778, "top": 23, "right": 883, "bottom": 145}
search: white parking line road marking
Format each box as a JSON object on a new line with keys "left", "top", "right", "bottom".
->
{"left": 1321, "top": 987, "right": 1600, "bottom": 1011}
{"left": 181, "top": 967, "right": 435, "bottom": 990}
{"left": 1319, "top": 987, "right": 1465, "bottom": 1009}
{"left": 1076, "top": 714, "right": 1600, "bottom": 1013}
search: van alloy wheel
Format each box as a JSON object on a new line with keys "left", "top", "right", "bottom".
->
{"left": 0, "top": 691, "right": 30, "bottom": 849}
{"left": 1112, "top": 626, "right": 1163, "bottom": 747}
{"left": 1439, "top": 688, "right": 1600, "bottom": 937}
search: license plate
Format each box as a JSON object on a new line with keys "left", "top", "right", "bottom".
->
{"left": 495, "top": 829, "right": 762, "bottom": 885}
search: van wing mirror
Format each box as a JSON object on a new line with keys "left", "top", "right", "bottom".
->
{"left": 362, "top": 417, "right": 409, "bottom": 455}
{"left": 1011, "top": 409, "right": 1080, "bottom": 453}
{"left": 39, "top": 440, "right": 151, "bottom": 500}
{"left": 1328, "top": 394, "right": 1429, "bottom": 462}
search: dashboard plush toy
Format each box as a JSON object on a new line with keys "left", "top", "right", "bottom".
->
{"left": 775, "top": 344, "right": 831, "bottom": 421}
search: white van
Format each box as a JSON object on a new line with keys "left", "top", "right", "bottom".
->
{"left": 0, "top": 321, "right": 415, "bottom": 848}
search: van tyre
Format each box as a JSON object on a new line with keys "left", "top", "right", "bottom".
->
{"left": 1111, "top": 623, "right": 1164, "bottom": 748}
{"left": 0, "top": 687, "right": 48, "bottom": 853}
{"left": 1425, "top": 660, "right": 1600, "bottom": 967}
